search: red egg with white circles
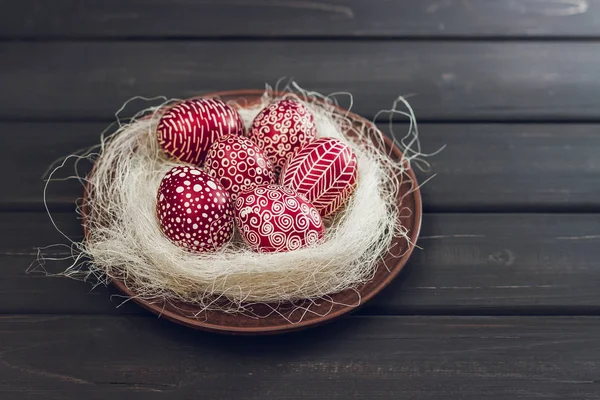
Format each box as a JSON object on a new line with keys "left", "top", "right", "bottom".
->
{"left": 157, "top": 98, "right": 245, "bottom": 166}
{"left": 247, "top": 99, "right": 317, "bottom": 174}
{"left": 281, "top": 137, "right": 358, "bottom": 218}
{"left": 204, "top": 134, "right": 276, "bottom": 201}
{"left": 234, "top": 184, "right": 324, "bottom": 253}
{"left": 156, "top": 166, "right": 234, "bottom": 253}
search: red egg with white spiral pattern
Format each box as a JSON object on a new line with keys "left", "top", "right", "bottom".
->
{"left": 281, "top": 137, "right": 358, "bottom": 218}
{"left": 156, "top": 166, "right": 234, "bottom": 253}
{"left": 204, "top": 135, "right": 276, "bottom": 201}
{"left": 247, "top": 99, "right": 317, "bottom": 174}
{"left": 234, "top": 184, "right": 324, "bottom": 253}
{"left": 157, "top": 98, "right": 245, "bottom": 166}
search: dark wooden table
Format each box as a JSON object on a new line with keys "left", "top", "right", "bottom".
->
{"left": 1, "top": 1, "right": 600, "bottom": 398}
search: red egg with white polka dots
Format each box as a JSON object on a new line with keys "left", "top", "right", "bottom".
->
{"left": 157, "top": 98, "right": 245, "bottom": 166}
{"left": 247, "top": 99, "right": 317, "bottom": 174}
{"left": 204, "top": 134, "right": 276, "bottom": 201}
{"left": 234, "top": 184, "right": 324, "bottom": 253}
{"left": 156, "top": 165, "right": 234, "bottom": 253}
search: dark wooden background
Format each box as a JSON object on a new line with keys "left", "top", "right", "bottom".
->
{"left": 1, "top": 1, "right": 599, "bottom": 398}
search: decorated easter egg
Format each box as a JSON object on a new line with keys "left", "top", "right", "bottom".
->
{"left": 157, "top": 98, "right": 245, "bottom": 166}
{"left": 281, "top": 137, "right": 358, "bottom": 218}
{"left": 204, "top": 134, "right": 276, "bottom": 201}
{"left": 247, "top": 99, "right": 317, "bottom": 174}
{"left": 156, "top": 165, "right": 234, "bottom": 253}
{"left": 234, "top": 184, "right": 324, "bottom": 253}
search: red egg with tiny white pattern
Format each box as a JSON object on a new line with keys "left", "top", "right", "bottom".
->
{"left": 281, "top": 137, "right": 358, "bottom": 218}
{"left": 204, "top": 134, "right": 276, "bottom": 201}
{"left": 156, "top": 166, "right": 234, "bottom": 253}
{"left": 157, "top": 98, "right": 245, "bottom": 166}
{"left": 247, "top": 99, "right": 317, "bottom": 174}
{"left": 234, "top": 184, "right": 324, "bottom": 253}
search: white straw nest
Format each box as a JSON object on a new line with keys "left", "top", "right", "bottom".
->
{"left": 43, "top": 84, "right": 425, "bottom": 315}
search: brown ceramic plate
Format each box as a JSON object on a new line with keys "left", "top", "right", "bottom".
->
{"left": 84, "top": 90, "right": 422, "bottom": 334}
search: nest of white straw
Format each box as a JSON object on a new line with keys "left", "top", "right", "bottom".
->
{"left": 42, "top": 83, "right": 424, "bottom": 315}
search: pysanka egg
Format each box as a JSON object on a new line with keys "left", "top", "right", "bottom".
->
{"left": 157, "top": 98, "right": 245, "bottom": 166}
{"left": 247, "top": 99, "right": 317, "bottom": 174}
{"left": 204, "top": 134, "right": 276, "bottom": 201}
{"left": 234, "top": 184, "right": 324, "bottom": 253}
{"left": 281, "top": 137, "right": 358, "bottom": 218}
{"left": 156, "top": 166, "right": 234, "bottom": 253}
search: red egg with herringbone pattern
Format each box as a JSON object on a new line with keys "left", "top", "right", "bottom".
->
{"left": 157, "top": 99, "right": 245, "bottom": 166}
{"left": 280, "top": 137, "right": 358, "bottom": 218}
{"left": 157, "top": 166, "right": 234, "bottom": 253}
{"left": 247, "top": 99, "right": 317, "bottom": 175}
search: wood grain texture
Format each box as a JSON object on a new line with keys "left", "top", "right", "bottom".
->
{"left": 413, "top": 123, "right": 600, "bottom": 212}
{"left": 10, "top": 212, "right": 600, "bottom": 314}
{"left": 1, "top": 0, "right": 599, "bottom": 38}
{"left": 2, "top": 41, "right": 600, "bottom": 121}
{"left": 0, "top": 315, "right": 598, "bottom": 399}
{"left": 4, "top": 122, "right": 599, "bottom": 212}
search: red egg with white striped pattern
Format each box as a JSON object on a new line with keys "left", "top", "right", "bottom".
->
{"left": 157, "top": 98, "right": 245, "bottom": 166}
{"left": 156, "top": 165, "right": 234, "bottom": 253}
{"left": 281, "top": 137, "right": 358, "bottom": 218}
{"left": 247, "top": 99, "right": 317, "bottom": 174}
{"left": 204, "top": 134, "right": 276, "bottom": 201}
{"left": 234, "top": 184, "right": 324, "bottom": 253}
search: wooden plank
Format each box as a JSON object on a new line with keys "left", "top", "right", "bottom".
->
{"left": 416, "top": 123, "right": 600, "bottom": 212}
{"left": 0, "top": 122, "right": 100, "bottom": 212}
{"left": 2, "top": 41, "right": 600, "bottom": 121}
{"left": 1, "top": 0, "right": 599, "bottom": 38}
{"left": 0, "top": 315, "right": 598, "bottom": 399}
{"left": 8, "top": 212, "right": 600, "bottom": 314}
{"left": 3, "top": 122, "right": 599, "bottom": 212}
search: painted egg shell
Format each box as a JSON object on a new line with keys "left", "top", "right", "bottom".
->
{"left": 247, "top": 99, "right": 317, "bottom": 174}
{"left": 156, "top": 165, "right": 234, "bottom": 253}
{"left": 157, "top": 98, "right": 245, "bottom": 166}
{"left": 281, "top": 137, "right": 358, "bottom": 218}
{"left": 234, "top": 184, "right": 324, "bottom": 253}
{"left": 204, "top": 134, "right": 276, "bottom": 201}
